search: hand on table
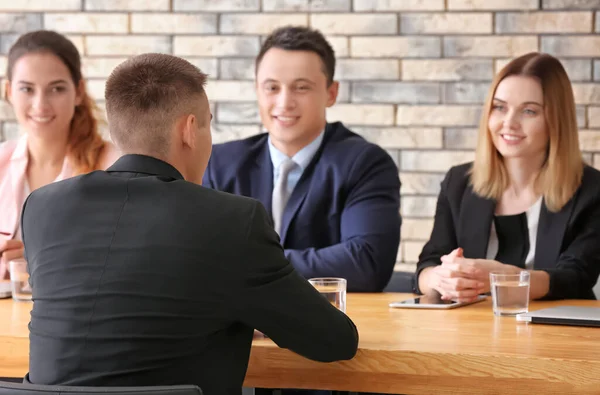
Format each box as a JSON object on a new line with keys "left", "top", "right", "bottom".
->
{"left": 0, "top": 239, "right": 24, "bottom": 280}
{"left": 431, "top": 248, "right": 517, "bottom": 302}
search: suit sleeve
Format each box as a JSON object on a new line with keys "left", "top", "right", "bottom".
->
{"left": 284, "top": 146, "right": 401, "bottom": 292}
{"left": 234, "top": 201, "right": 359, "bottom": 362}
{"left": 541, "top": 197, "right": 600, "bottom": 300}
{"left": 414, "top": 169, "right": 458, "bottom": 294}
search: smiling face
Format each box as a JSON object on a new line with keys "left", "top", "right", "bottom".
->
{"left": 6, "top": 51, "right": 82, "bottom": 141}
{"left": 255, "top": 47, "right": 338, "bottom": 157}
{"left": 488, "top": 75, "right": 549, "bottom": 163}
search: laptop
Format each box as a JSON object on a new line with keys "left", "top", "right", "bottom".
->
{"left": 516, "top": 306, "right": 600, "bottom": 327}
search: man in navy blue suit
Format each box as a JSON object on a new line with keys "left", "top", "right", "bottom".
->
{"left": 203, "top": 26, "right": 401, "bottom": 292}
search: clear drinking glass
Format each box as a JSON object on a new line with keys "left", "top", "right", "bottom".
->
{"left": 490, "top": 271, "right": 530, "bottom": 316}
{"left": 308, "top": 277, "right": 347, "bottom": 313}
{"left": 9, "top": 258, "right": 32, "bottom": 302}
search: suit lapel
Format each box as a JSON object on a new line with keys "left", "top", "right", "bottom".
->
{"left": 534, "top": 197, "right": 574, "bottom": 270}
{"left": 458, "top": 189, "right": 495, "bottom": 259}
{"left": 279, "top": 125, "right": 332, "bottom": 245}
{"left": 249, "top": 142, "right": 274, "bottom": 215}
{"left": 279, "top": 175, "right": 310, "bottom": 245}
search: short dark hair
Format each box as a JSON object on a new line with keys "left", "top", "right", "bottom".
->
{"left": 105, "top": 53, "right": 208, "bottom": 156}
{"left": 256, "top": 26, "right": 336, "bottom": 85}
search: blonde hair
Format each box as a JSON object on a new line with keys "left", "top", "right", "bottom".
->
{"left": 470, "top": 52, "right": 583, "bottom": 212}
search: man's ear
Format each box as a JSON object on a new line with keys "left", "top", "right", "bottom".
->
{"left": 181, "top": 113, "right": 197, "bottom": 150}
{"left": 326, "top": 81, "right": 339, "bottom": 108}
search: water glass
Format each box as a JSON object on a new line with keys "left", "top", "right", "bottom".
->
{"left": 9, "top": 259, "right": 32, "bottom": 302}
{"left": 490, "top": 271, "right": 530, "bottom": 316}
{"left": 308, "top": 277, "right": 347, "bottom": 313}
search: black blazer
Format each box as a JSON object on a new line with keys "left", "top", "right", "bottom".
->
{"left": 21, "top": 155, "right": 358, "bottom": 395}
{"left": 415, "top": 162, "right": 600, "bottom": 300}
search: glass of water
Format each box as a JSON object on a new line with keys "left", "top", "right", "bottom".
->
{"left": 490, "top": 271, "right": 530, "bottom": 316}
{"left": 9, "top": 259, "right": 32, "bottom": 302}
{"left": 308, "top": 278, "right": 347, "bottom": 313}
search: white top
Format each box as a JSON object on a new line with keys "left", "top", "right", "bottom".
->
{"left": 485, "top": 197, "right": 543, "bottom": 270}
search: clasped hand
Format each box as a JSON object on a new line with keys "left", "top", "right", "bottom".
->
{"left": 430, "top": 248, "right": 516, "bottom": 302}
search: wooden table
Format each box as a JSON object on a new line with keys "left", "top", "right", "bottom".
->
{"left": 1, "top": 294, "right": 600, "bottom": 394}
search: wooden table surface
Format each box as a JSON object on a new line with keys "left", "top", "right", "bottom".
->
{"left": 2, "top": 293, "right": 600, "bottom": 394}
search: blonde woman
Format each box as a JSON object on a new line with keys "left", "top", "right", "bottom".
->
{"left": 416, "top": 52, "right": 600, "bottom": 301}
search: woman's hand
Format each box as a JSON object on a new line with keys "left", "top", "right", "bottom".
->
{"left": 438, "top": 249, "right": 519, "bottom": 300}
{"left": 426, "top": 248, "right": 483, "bottom": 302}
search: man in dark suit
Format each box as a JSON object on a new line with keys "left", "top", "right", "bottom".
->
{"left": 203, "top": 26, "right": 401, "bottom": 292}
{"left": 21, "top": 53, "right": 358, "bottom": 395}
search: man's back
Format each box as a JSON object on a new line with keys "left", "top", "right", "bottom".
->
{"left": 22, "top": 155, "right": 358, "bottom": 395}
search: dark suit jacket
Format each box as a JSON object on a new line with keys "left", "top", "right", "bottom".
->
{"left": 202, "top": 122, "right": 401, "bottom": 292}
{"left": 21, "top": 154, "right": 358, "bottom": 395}
{"left": 415, "top": 162, "right": 600, "bottom": 300}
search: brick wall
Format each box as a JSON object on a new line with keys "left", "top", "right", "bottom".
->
{"left": 1, "top": 0, "right": 599, "bottom": 271}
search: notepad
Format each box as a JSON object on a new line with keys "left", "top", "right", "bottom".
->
{"left": 516, "top": 306, "right": 600, "bottom": 327}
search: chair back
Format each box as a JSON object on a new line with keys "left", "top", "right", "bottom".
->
{"left": 0, "top": 381, "right": 202, "bottom": 395}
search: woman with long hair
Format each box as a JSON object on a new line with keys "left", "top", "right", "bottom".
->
{"left": 0, "top": 30, "right": 119, "bottom": 279}
{"left": 416, "top": 52, "right": 600, "bottom": 301}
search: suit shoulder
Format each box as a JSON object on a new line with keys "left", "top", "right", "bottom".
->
{"left": 22, "top": 176, "right": 84, "bottom": 218}
{"left": 177, "top": 181, "right": 262, "bottom": 217}
{"left": 447, "top": 162, "right": 473, "bottom": 178}
{"left": 328, "top": 122, "right": 369, "bottom": 148}
{"left": 579, "top": 165, "right": 600, "bottom": 198}
{"left": 326, "top": 122, "right": 392, "bottom": 161}
{"left": 29, "top": 174, "right": 83, "bottom": 199}
{"left": 193, "top": 184, "right": 269, "bottom": 234}
{"left": 582, "top": 165, "right": 600, "bottom": 183}
{"left": 200, "top": 184, "right": 259, "bottom": 208}
{"left": 441, "top": 162, "right": 474, "bottom": 195}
